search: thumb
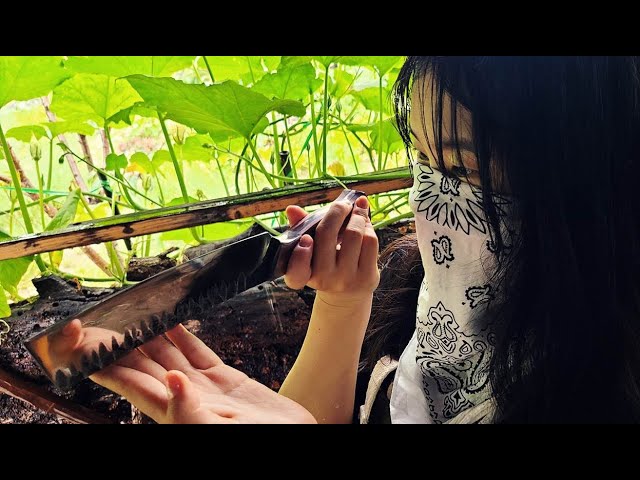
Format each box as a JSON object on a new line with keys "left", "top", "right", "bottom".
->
{"left": 165, "top": 370, "right": 200, "bottom": 423}
{"left": 285, "top": 205, "right": 307, "bottom": 227}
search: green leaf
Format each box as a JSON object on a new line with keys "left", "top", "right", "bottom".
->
{"left": 0, "top": 291, "right": 10, "bottom": 318}
{"left": 48, "top": 250, "right": 64, "bottom": 270}
{"left": 126, "top": 76, "right": 305, "bottom": 142}
{"left": 6, "top": 125, "right": 48, "bottom": 143}
{"left": 312, "top": 56, "right": 343, "bottom": 68}
{"left": 161, "top": 220, "right": 253, "bottom": 242}
{"left": 45, "top": 189, "right": 82, "bottom": 232}
{"left": 105, "top": 153, "right": 128, "bottom": 171}
{"left": 252, "top": 64, "right": 322, "bottom": 101}
{"left": 152, "top": 149, "right": 172, "bottom": 166}
{"left": 0, "top": 56, "right": 70, "bottom": 109}
{"left": 348, "top": 120, "right": 404, "bottom": 153}
{"left": 43, "top": 121, "right": 96, "bottom": 138}
{"left": 203, "top": 56, "right": 280, "bottom": 84}
{"left": 174, "top": 135, "right": 215, "bottom": 162}
{"left": 129, "top": 152, "right": 155, "bottom": 174}
{"left": 166, "top": 196, "right": 200, "bottom": 207}
{"left": 370, "top": 119, "right": 404, "bottom": 154}
{"left": 65, "top": 56, "right": 195, "bottom": 77}
{"left": 0, "top": 231, "right": 33, "bottom": 299}
{"left": 330, "top": 69, "right": 356, "bottom": 99}
{"left": 251, "top": 117, "right": 270, "bottom": 136}
{"left": 338, "top": 56, "right": 403, "bottom": 76}
{"left": 351, "top": 87, "right": 391, "bottom": 114}
{"left": 50, "top": 73, "right": 143, "bottom": 127}
{"left": 106, "top": 104, "right": 158, "bottom": 126}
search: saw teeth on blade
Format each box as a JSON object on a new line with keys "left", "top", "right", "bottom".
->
{"left": 151, "top": 315, "right": 163, "bottom": 334}
{"left": 123, "top": 330, "right": 134, "bottom": 349}
{"left": 162, "top": 311, "right": 178, "bottom": 329}
{"left": 98, "top": 342, "right": 115, "bottom": 365}
{"left": 80, "top": 354, "right": 91, "bottom": 376}
{"left": 111, "top": 336, "right": 120, "bottom": 352}
{"left": 91, "top": 350, "right": 102, "bottom": 369}
{"left": 55, "top": 369, "right": 70, "bottom": 389}
{"left": 140, "top": 320, "right": 154, "bottom": 341}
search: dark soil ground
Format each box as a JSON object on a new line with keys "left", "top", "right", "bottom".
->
{"left": 0, "top": 220, "right": 414, "bottom": 424}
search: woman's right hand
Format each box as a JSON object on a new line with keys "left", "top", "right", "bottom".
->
{"left": 284, "top": 195, "right": 380, "bottom": 306}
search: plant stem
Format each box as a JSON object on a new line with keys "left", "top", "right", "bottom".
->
{"left": 246, "top": 139, "right": 276, "bottom": 188}
{"left": 309, "top": 96, "right": 321, "bottom": 177}
{"left": 335, "top": 110, "right": 360, "bottom": 175}
{"left": 214, "top": 152, "right": 230, "bottom": 196}
{"left": 41, "top": 96, "right": 89, "bottom": 192}
{"left": 271, "top": 112, "right": 281, "bottom": 186}
{"left": 202, "top": 56, "right": 215, "bottom": 83}
{"left": 55, "top": 271, "right": 120, "bottom": 283}
{"left": 104, "top": 127, "right": 146, "bottom": 211}
{"left": 70, "top": 142, "right": 160, "bottom": 206}
{"left": 252, "top": 216, "right": 280, "bottom": 236}
{"left": 46, "top": 138, "right": 53, "bottom": 191}
{"left": 158, "top": 113, "right": 205, "bottom": 244}
{"left": 349, "top": 130, "right": 376, "bottom": 171}
{"left": 373, "top": 211, "right": 414, "bottom": 230}
{"left": 0, "top": 121, "right": 46, "bottom": 273}
{"left": 322, "top": 65, "right": 330, "bottom": 177}
{"left": 283, "top": 115, "right": 298, "bottom": 179}
{"left": 0, "top": 192, "right": 128, "bottom": 216}
{"left": 0, "top": 124, "right": 35, "bottom": 234}
{"left": 34, "top": 160, "right": 45, "bottom": 230}
{"left": 378, "top": 71, "right": 384, "bottom": 171}
{"left": 78, "top": 191, "right": 123, "bottom": 280}
{"left": 246, "top": 57, "right": 256, "bottom": 84}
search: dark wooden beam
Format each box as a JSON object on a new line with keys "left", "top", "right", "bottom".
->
{"left": 0, "top": 169, "right": 412, "bottom": 261}
{"left": 0, "top": 368, "right": 113, "bottom": 424}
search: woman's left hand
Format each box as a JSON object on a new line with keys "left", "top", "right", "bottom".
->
{"left": 90, "top": 324, "right": 317, "bottom": 424}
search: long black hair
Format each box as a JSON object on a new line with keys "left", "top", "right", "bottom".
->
{"left": 363, "top": 56, "right": 640, "bottom": 423}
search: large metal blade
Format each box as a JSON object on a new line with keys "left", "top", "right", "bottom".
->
{"left": 24, "top": 232, "right": 279, "bottom": 390}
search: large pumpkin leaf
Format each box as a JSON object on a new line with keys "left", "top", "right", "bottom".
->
{"left": 253, "top": 64, "right": 322, "bottom": 101}
{"left": 50, "top": 73, "right": 143, "bottom": 127}
{"left": 126, "top": 75, "right": 305, "bottom": 142}
{"left": 0, "top": 56, "right": 69, "bottom": 109}
{"left": 65, "top": 56, "right": 195, "bottom": 78}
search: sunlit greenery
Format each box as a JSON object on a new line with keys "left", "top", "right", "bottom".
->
{"left": 0, "top": 56, "right": 411, "bottom": 316}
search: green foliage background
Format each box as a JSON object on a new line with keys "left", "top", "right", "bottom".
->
{"left": 0, "top": 56, "right": 411, "bottom": 318}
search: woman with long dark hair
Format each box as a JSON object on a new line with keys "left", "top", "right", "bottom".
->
{"left": 90, "top": 56, "right": 640, "bottom": 423}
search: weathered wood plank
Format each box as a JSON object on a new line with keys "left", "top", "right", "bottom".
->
{"left": 0, "top": 169, "right": 412, "bottom": 260}
{"left": 0, "top": 368, "right": 113, "bottom": 424}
